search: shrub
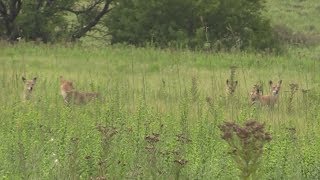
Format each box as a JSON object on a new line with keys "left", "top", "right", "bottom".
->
{"left": 106, "top": 0, "right": 280, "bottom": 51}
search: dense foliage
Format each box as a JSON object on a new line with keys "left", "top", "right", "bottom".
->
{"left": 106, "top": 0, "right": 279, "bottom": 50}
{"left": 0, "top": 0, "right": 279, "bottom": 50}
{"left": 0, "top": 0, "right": 114, "bottom": 42}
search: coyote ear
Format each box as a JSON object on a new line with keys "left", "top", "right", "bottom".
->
{"left": 22, "top": 76, "right": 26, "bottom": 82}
{"left": 226, "top": 79, "right": 229, "bottom": 84}
{"left": 269, "top": 80, "right": 273, "bottom": 85}
{"left": 33, "top": 77, "right": 37, "bottom": 81}
{"left": 279, "top": 80, "right": 282, "bottom": 84}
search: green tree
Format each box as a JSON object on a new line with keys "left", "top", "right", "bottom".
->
{"left": 62, "top": 0, "right": 115, "bottom": 41}
{"left": 16, "top": 0, "right": 75, "bottom": 42}
{"left": 106, "top": 0, "right": 279, "bottom": 50}
{"left": 205, "top": 0, "right": 276, "bottom": 50}
{"left": 106, "top": 0, "right": 199, "bottom": 47}
{"left": 0, "top": 0, "right": 22, "bottom": 40}
{"left": 0, "top": 0, "right": 115, "bottom": 42}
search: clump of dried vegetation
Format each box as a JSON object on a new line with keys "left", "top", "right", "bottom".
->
{"left": 219, "top": 120, "right": 272, "bottom": 180}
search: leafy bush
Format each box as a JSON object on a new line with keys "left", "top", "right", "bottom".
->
{"left": 106, "top": 0, "right": 280, "bottom": 51}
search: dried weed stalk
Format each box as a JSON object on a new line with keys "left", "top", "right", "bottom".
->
{"left": 219, "top": 120, "right": 271, "bottom": 180}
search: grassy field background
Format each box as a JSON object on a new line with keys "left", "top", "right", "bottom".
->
{"left": 0, "top": 42, "right": 320, "bottom": 179}
{"left": 0, "top": 0, "right": 320, "bottom": 179}
{"left": 265, "top": 0, "right": 320, "bottom": 33}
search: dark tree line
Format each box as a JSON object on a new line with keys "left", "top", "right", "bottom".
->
{"left": 0, "top": 0, "right": 114, "bottom": 42}
{"left": 0, "top": 0, "right": 22, "bottom": 40}
{"left": 0, "top": 0, "right": 280, "bottom": 51}
{"left": 106, "top": 0, "right": 280, "bottom": 50}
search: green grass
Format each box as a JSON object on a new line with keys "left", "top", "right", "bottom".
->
{"left": 265, "top": 0, "right": 320, "bottom": 33}
{"left": 0, "top": 42, "right": 320, "bottom": 179}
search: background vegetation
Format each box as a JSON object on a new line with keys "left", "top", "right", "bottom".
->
{"left": 2, "top": 0, "right": 319, "bottom": 50}
{"left": 0, "top": 0, "right": 320, "bottom": 179}
{"left": 1, "top": 0, "right": 278, "bottom": 50}
{"left": 106, "top": 0, "right": 277, "bottom": 50}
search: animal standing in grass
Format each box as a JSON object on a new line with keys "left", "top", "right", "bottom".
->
{"left": 250, "top": 80, "right": 282, "bottom": 107}
{"left": 22, "top": 76, "right": 37, "bottom": 101}
{"left": 60, "top": 76, "right": 100, "bottom": 104}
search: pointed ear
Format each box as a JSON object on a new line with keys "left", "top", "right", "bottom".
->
{"left": 226, "top": 79, "right": 229, "bottom": 85}
{"left": 269, "top": 80, "right": 273, "bottom": 86}
{"left": 279, "top": 80, "right": 282, "bottom": 84}
{"left": 33, "top": 77, "right": 37, "bottom": 82}
{"left": 22, "top": 76, "right": 26, "bottom": 82}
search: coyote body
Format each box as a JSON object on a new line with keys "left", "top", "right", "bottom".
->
{"left": 22, "top": 77, "right": 37, "bottom": 101}
{"left": 63, "top": 91, "right": 100, "bottom": 104}
{"left": 252, "top": 95, "right": 279, "bottom": 106}
{"left": 250, "top": 80, "right": 282, "bottom": 107}
{"left": 60, "top": 76, "right": 100, "bottom": 104}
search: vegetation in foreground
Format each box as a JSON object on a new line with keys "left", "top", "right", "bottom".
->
{"left": 0, "top": 42, "right": 320, "bottom": 179}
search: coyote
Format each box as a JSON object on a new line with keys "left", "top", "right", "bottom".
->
{"left": 22, "top": 76, "right": 37, "bottom": 100}
{"left": 250, "top": 80, "right": 282, "bottom": 107}
{"left": 60, "top": 76, "right": 100, "bottom": 104}
{"left": 226, "top": 79, "right": 238, "bottom": 96}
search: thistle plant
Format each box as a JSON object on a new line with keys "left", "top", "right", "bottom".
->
{"left": 229, "top": 66, "right": 237, "bottom": 84}
{"left": 254, "top": 81, "right": 264, "bottom": 95}
{"left": 287, "top": 83, "right": 299, "bottom": 112}
{"left": 96, "top": 124, "right": 118, "bottom": 178}
{"left": 173, "top": 133, "right": 190, "bottom": 180}
{"left": 219, "top": 120, "right": 272, "bottom": 180}
{"left": 68, "top": 137, "right": 80, "bottom": 179}
{"left": 206, "top": 96, "right": 214, "bottom": 115}
{"left": 191, "top": 76, "right": 199, "bottom": 102}
{"left": 226, "top": 66, "right": 238, "bottom": 96}
{"left": 159, "top": 78, "right": 167, "bottom": 99}
{"left": 145, "top": 133, "right": 160, "bottom": 179}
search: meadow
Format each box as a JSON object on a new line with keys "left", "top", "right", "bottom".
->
{"left": 265, "top": 0, "right": 320, "bottom": 33}
{"left": 0, "top": 41, "right": 319, "bottom": 179}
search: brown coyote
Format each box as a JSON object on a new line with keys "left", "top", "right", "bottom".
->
{"left": 60, "top": 76, "right": 100, "bottom": 104}
{"left": 250, "top": 80, "right": 282, "bottom": 107}
{"left": 226, "top": 79, "right": 238, "bottom": 96}
{"left": 22, "top": 76, "right": 37, "bottom": 100}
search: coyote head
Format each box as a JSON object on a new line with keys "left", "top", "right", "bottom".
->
{"left": 269, "top": 80, "right": 282, "bottom": 96}
{"left": 22, "top": 76, "right": 37, "bottom": 100}
{"left": 60, "top": 76, "right": 74, "bottom": 92}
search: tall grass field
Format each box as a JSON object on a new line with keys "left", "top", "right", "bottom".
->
{"left": 0, "top": 42, "right": 320, "bottom": 179}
